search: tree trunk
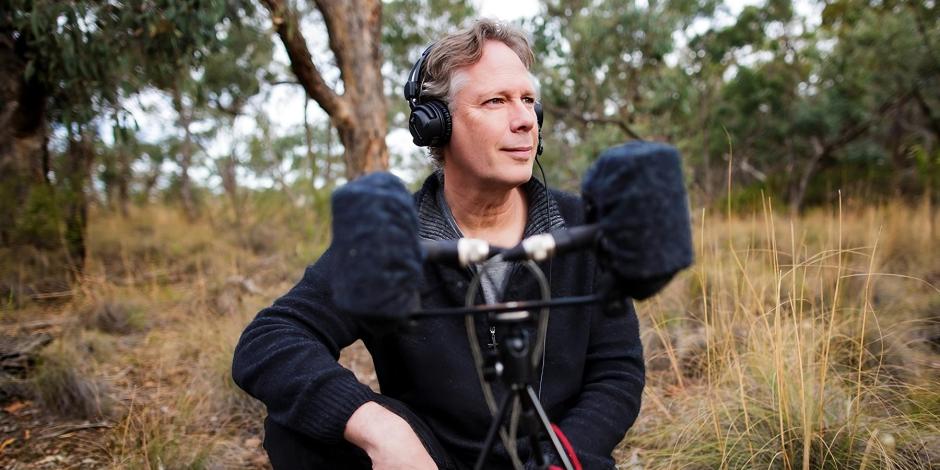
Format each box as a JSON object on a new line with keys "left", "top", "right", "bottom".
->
{"left": 102, "top": 152, "right": 118, "bottom": 212}
{"left": 260, "top": 0, "right": 388, "bottom": 180}
{"left": 323, "top": 122, "right": 336, "bottom": 186}
{"left": 219, "top": 153, "right": 243, "bottom": 223}
{"left": 171, "top": 84, "right": 198, "bottom": 221}
{"left": 116, "top": 146, "right": 131, "bottom": 217}
{"left": 0, "top": 34, "right": 48, "bottom": 245}
{"left": 790, "top": 137, "right": 825, "bottom": 215}
{"left": 304, "top": 95, "right": 317, "bottom": 184}
{"left": 142, "top": 167, "right": 160, "bottom": 204}
{"left": 62, "top": 129, "right": 96, "bottom": 274}
{"left": 698, "top": 84, "right": 713, "bottom": 203}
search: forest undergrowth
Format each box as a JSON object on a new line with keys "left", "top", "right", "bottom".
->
{"left": 0, "top": 195, "right": 937, "bottom": 469}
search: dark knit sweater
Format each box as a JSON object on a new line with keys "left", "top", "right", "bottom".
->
{"left": 232, "top": 174, "right": 645, "bottom": 469}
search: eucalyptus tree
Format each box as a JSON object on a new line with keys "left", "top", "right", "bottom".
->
{"left": 693, "top": 0, "right": 939, "bottom": 209}
{"left": 257, "top": 0, "right": 388, "bottom": 179}
{"left": 99, "top": 126, "right": 140, "bottom": 217}
{"left": 529, "top": 0, "right": 938, "bottom": 209}
{"left": 0, "top": 0, "right": 245, "bottom": 272}
{"left": 685, "top": 0, "right": 819, "bottom": 207}
{"left": 810, "top": 0, "right": 940, "bottom": 200}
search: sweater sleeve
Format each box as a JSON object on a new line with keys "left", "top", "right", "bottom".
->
{"left": 553, "top": 299, "right": 645, "bottom": 469}
{"left": 231, "top": 249, "right": 380, "bottom": 443}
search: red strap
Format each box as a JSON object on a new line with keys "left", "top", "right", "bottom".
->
{"left": 549, "top": 423, "right": 583, "bottom": 470}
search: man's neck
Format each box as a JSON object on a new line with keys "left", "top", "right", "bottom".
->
{"left": 441, "top": 174, "right": 528, "bottom": 248}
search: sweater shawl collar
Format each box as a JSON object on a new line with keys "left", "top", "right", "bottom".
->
{"left": 414, "top": 171, "right": 566, "bottom": 242}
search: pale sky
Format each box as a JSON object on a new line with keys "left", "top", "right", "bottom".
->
{"left": 474, "top": 0, "right": 540, "bottom": 20}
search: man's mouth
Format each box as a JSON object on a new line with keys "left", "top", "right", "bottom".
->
{"left": 502, "top": 146, "right": 533, "bottom": 157}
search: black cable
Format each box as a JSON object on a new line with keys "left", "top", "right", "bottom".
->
{"left": 534, "top": 156, "right": 552, "bottom": 400}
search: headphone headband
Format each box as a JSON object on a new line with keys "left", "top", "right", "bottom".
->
{"left": 403, "top": 44, "right": 434, "bottom": 105}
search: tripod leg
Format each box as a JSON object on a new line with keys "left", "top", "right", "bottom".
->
{"left": 474, "top": 392, "right": 515, "bottom": 470}
{"left": 522, "top": 407, "right": 547, "bottom": 468}
{"left": 524, "top": 385, "right": 574, "bottom": 470}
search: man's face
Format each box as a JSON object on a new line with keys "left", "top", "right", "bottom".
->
{"left": 444, "top": 40, "right": 539, "bottom": 190}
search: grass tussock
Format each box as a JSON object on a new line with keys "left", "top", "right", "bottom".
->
{"left": 629, "top": 198, "right": 940, "bottom": 469}
{"left": 83, "top": 299, "right": 149, "bottom": 335}
{"left": 33, "top": 340, "right": 114, "bottom": 421}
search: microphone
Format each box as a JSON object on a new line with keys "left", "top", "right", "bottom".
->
{"left": 421, "top": 238, "right": 502, "bottom": 267}
{"left": 581, "top": 141, "right": 693, "bottom": 300}
{"left": 500, "top": 224, "right": 601, "bottom": 262}
{"left": 330, "top": 172, "right": 422, "bottom": 321}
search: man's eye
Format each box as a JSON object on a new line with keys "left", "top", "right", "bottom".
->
{"left": 522, "top": 97, "right": 536, "bottom": 104}
{"left": 485, "top": 98, "right": 504, "bottom": 105}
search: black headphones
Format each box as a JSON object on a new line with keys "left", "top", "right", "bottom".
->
{"left": 403, "top": 44, "right": 543, "bottom": 155}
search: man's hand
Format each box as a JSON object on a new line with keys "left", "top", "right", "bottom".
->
{"left": 344, "top": 401, "right": 438, "bottom": 470}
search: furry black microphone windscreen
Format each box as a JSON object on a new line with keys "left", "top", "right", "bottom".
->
{"left": 330, "top": 172, "right": 422, "bottom": 320}
{"left": 582, "top": 141, "right": 694, "bottom": 300}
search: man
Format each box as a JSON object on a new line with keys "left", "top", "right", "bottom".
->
{"left": 232, "top": 19, "right": 644, "bottom": 469}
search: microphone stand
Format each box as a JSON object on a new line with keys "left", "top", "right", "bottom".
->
{"left": 406, "top": 257, "right": 629, "bottom": 469}
{"left": 409, "top": 293, "right": 605, "bottom": 318}
{"left": 474, "top": 307, "right": 574, "bottom": 470}
{"left": 463, "top": 260, "right": 575, "bottom": 470}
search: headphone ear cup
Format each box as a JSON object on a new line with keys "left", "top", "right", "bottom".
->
{"left": 408, "top": 99, "right": 452, "bottom": 147}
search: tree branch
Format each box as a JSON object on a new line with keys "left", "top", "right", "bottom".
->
{"left": 259, "top": 0, "right": 352, "bottom": 127}
{"left": 209, "top": 97, "right": 242, "bottom": 117}
{"left": 913, "top": 85, "right": 940, "bottom": 139}
{"left": 806, "top": 90, "right": 915, "bottom": 174}
{"left": 270, "top": 80, "right": 302, "bottom": 87}
{"left": 544, "top": 102, "right": 644, "bottom": 140}
{"left": 822, "top": 91, "right": 914, "bottom": 157}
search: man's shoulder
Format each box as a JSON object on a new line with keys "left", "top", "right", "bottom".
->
{"left": 413, "top": 171, "right": 441, "bottom": 195}
{"left": 549, "top": 187, "right": 581, "bottom": 208}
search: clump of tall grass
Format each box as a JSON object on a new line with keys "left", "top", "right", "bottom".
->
{"left": 82, "top": 299, "right": 149, "bottom": 335}
{"left": 33, "top": 340, "right": 114, "bottom": 420}
{"left": 106, "top": 387, "right": 214, "bottom": 469}
{"left": 627, "top": 198, "right": 940, "bottom": 469}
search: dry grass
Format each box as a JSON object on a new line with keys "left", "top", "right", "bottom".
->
{"left": 0, "top": 200, "right": 324, "bottom": 468}
{"left": 1, "top": 195, "right": 937, "bottom": 469}
{"left": 627, "top": 197, "right": 940, "bottom": 469}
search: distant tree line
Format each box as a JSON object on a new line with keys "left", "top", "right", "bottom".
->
{"left": 529, "top": 0, "right": 939, "bottom": 210}
{"left": 1, "top": 0, "right": 937, "bottom": 277}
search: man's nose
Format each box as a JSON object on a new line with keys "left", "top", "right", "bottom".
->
{"left": 509, "top": 101, "right": 536, "bottom": 133}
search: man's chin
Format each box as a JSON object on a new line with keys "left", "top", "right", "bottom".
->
{"left": 498, "top": 166, "right": 534, "bottom": 187}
